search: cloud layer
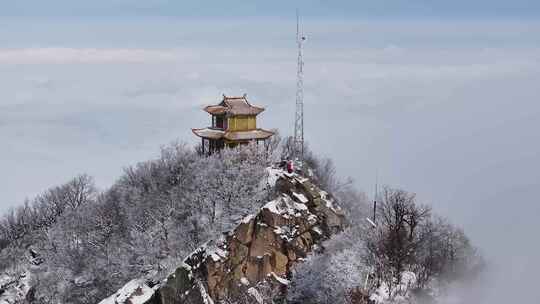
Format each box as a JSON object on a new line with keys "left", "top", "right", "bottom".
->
{"left": 0, "top": 48, "right": 182, "bottom": 64}
{"left": 1, "top": 18, "right": 539, "bottom": 303}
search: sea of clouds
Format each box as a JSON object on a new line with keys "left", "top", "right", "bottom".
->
{"left": 0, "top": 18, "right": 539, "bottom": 303}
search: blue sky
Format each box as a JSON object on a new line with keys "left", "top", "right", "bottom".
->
{"left": 1, "top": 0, "right": 540, "bottom": 19}
{"left": 1, "top": 2, "right": 539, "bottom": 302}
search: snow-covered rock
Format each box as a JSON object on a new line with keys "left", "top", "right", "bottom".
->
{"left": 99, "top": 167, "right": 345, "bottom": 304}
{"left": 98, "top": 279, "right": 157, "bottom": 304}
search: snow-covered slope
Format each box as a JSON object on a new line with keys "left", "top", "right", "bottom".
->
{"left": 99, "top": 279, "right": 157, "bottom": 304}
{"left": 99, "top": 167, "right": 345, "bottom": 304}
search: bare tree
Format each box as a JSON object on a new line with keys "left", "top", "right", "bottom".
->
{"left": 364, "top": 187, "right": 430, "bottom": 294}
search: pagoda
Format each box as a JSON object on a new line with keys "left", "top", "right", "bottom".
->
{"left": 192, "top": 94, "right": 274, "bottom": 154}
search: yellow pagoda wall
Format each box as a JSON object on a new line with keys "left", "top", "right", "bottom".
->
{"left": 228, "top": 116, "right": 256, "bottom": 131}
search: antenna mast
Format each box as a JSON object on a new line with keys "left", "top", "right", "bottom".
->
{"left": 373, "top": 171, "right": 378, "bottom": 224}
{"left": 293, "top": 10, "right": 305, "bottom": 168}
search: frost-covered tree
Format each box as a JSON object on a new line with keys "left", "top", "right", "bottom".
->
{"left": 290, "top": 184, "right": 482, "bottom": 304}
{"left": 0, "top": 174, "right": 96, "bottom": 271}
{"left": 0, "top": 138, "right": 482, "bottom": 304}
{"left": 289, "top": 246, "right": 366, "bottom": 304}
{"left": 361, "top": 187, "right": 482, "bottom": 301}
{"left": 192, "top": 145, "right": 271, "bottom": 232}
{"left": 17, "top": 141, "right": 276, "bottom": 303}
{"left": 413, "top": 215, "right": 484, "bottom": 290}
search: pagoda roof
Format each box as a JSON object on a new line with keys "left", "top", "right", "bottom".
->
{"left": 204, "top": 95, "right": 265, "bottom": 116}
{"left": 192, "top": 128, "right": 274, "bottom": 141}
{"left": 191, "top": 128, "right": 225, "bottom": 140}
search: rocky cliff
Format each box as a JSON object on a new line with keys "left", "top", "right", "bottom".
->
{"left": 99, "top": 168, "right": 345, "bottom": 304}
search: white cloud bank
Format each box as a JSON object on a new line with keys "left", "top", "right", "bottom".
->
{"left": 0, "top": 48, "right": 185, "bottom": 64}
{"left": 1, "top": 19, "right": 539, "bottom": 303}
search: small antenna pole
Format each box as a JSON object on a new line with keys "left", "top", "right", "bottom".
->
{"left": 373, "top": 170, "right": 378, "bottom": 224}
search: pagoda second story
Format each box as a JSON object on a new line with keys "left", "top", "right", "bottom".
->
{"left": 192, "top": 94, "right": 274, "bottom": 154}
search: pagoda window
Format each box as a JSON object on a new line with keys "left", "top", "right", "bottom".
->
{"left": 214, "top": 115, "right": 225, "bottom": 129}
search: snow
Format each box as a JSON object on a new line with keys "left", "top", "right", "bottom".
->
{"left": 98, "top": 279, "right": 154, "bottom": 304}
{"left": 197, "top": 280, "right": 215, "bottom": 304}
{"left": 0, "top": 270, "right": 31, "bottom": 304}
{"left": 240, "top": 277, "right": 250, "bottom": 286}
{"left": 312, "top": 226, "right": 323, "bottom": 235}
{"left": 397, "top": 271, "right": 416, "bottom": 294}
{"left": 307, "top": 214, "right": 318, "bottom": 225}
{"left": 215, "top": 248, "right": 227, "bottom": 258}
{"left": 274, "top": 225, "right": 297, "bottom": 241}
{"left": 181, "top": 262, "right": 192, "bottom": 272}
{"left": 247, "top": 287, "right": 264, "bottom": 304}
{"left": 210, "top": 253, "right": 221, "bottom": 262}
{"left": 366, "top": 217, "right": 377, "bottom": 228}
{"left": 293, "top": 202, "right": 308, "bottom": 211}
{"left": 194, "top": 128, "right": 225, "bottom": 138}
{"left": 184, "top": 243, "right": 210, "bottom": 269}
{"left": 320, "top": 191, "right": 340, "bottom": 213}
{"left": 241, "top": 214, "right": 255, "bottom": 224}
{"left": 263, "top": 198, "right": 282, "bottom": 214}
{"left": 74, "top": 274, "right": 93, "bottom": 287}
{"left": 369, "top": 271, "right": 417, "bottom": 304}
{"left": 370, "top": 282, "right": 390, "bottom": 304}
{"left": 295, "top": 175, "right": 309, "bottom": 183}
{"left": 261, "top": 193, "right": 317, "bottom": 242}
{"left": 266, "top": 167, "right": 284, "bottom": 187}
{"left": 263, "top": 195, "right": 309, "bottom": 217}
{"left": 273, "top": 226, "right": 285, "bottom": 235}
{"left": 292, "top": 192, "right": 309, "bottom": 204}
{"left": 209, "top": 247, "right": 228, "bottom": 262}
{"left": 270, "top": 272, "right": 290, "bottom": 285}
{"left": 293, "top": 192, "right": 309, "bottom": 204}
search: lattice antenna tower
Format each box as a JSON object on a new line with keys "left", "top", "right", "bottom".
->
{"left": 294, "top": 10, "right": 306, "bottom": 167}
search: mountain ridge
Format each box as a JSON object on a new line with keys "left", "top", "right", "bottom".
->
{"left": 99, "top": 167, "right": 345, "bottom": 304}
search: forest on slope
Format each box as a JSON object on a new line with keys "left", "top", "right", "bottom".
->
{"left": 0, "top": 134, "right": 484, "bottom": 304}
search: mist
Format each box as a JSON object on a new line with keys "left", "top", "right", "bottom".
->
{"left": 1, "top": 18, "right": 539, "bottom": 303}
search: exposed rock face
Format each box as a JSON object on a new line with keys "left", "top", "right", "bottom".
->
{"left": 99, "top": 168, "right": 345, "bottom": 304}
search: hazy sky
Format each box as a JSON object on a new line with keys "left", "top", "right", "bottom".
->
{"left": 1, "top": 0, "right": 540, "bottom": 19}
{"left": 1, "top": 2, "right": 539, "bottom": 303}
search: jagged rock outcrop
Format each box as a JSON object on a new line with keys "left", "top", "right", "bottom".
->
{"left": 99, "top": 168, "right": 345, "bottom": 304}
